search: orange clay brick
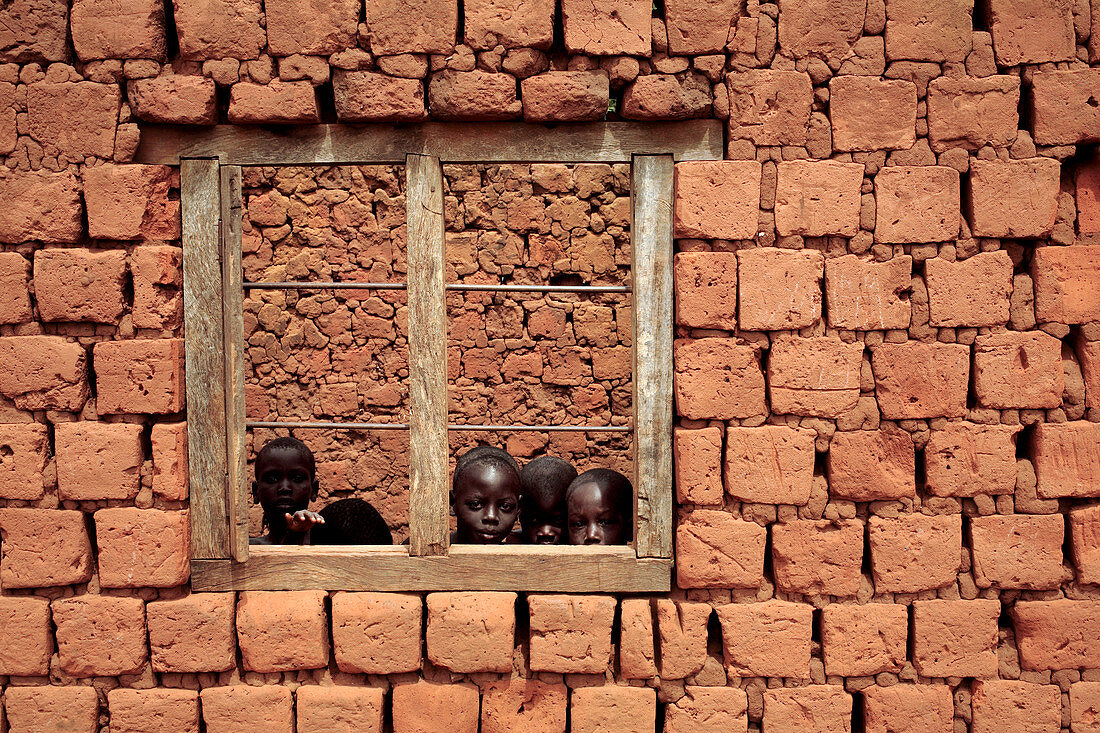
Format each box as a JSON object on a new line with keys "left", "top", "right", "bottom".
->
{"left": 392, "top": 680, "right": 480, "bottom": 733}
{"left": 874, "top": 166, "right": 960, "bottom": 244}
{"left": 0, "top": 596, "right": 52, "bottom": 676}
{"left": 925, "top": 251, "right": 1013, "bottom": 327}
{"left": 829, "top": 77, "right": 917, "bottom": 151}
{"left": 1081, "top": 338, "right": 1100, "bottom": 409}
{"left": 361, "top": 0, "right": 457, "bottom": 55}
{"left": 95, "top": 508, "right": 190, "bottom": 588}
{"left": 0, "top": 508, "right": 93, "bottom": 588}
{"left": 822, "top": 602, "right": 908, "bottom": 677}
{"left": 1070, "top": 682, "right": 1100, "bottom": 733}
{"left": 70, "top": 0, "right": 165, "bottom": 63}
{"left": 94, "top": 338, "right": 185, "bottom": 415}
{"left": 868, "top": 514, "right": 962, "bottom": 593}
{"left": 528, "top": 594, "right": 615, "bottom": 674}
{"left": 55, "top": 421, "right": 143, "bottom": 501}
{"left": 823, "top": 254, "right": 913, "bottom": 331}
{"left": 716, "top": 600, "right": 813, "bottom": 679}
{"left": 656, "top": 599, "right": 710, "bottom": 680}
{"left": 676, "top": 509, "right": 767, "bottom": 589}
{"left": 51, "top": 595, "right": 148, "bottom": 677}
{"left": 967, "top": 158, "right": 1061, "bottom": 239}
{"left": 926, "top": 76, "right": 1021, "bottom": 152}
{"left": 1032, "top": 245, "right": 1100, "bottom": 324}
{"left": 107, "top": 688, "right": 200, "bottom": 733}
{"left": 1011, "top": 600, "right": 1100, "bottom": 670}
{"left": 871, "top": 342, "right": 970, "bottom": 419}
{"left": 131, "top": 245, "right": 184, "bottom": 330}
{"left": 480, "top": 678, "right": 567, "bottom": 733}
{"left": 1071, "top": 504, "right": 1100, "bottom": 585}
{"left": 2, "top": 686, "right": 98, "bottom": 733}
{"left": 724, "top": 425, "right": 815, "bottom": 505}
{"left": 25, "top": 79, "right": 120, "bottom": 161}
{"left": 970, "top": 514, "right": 1065, "bottom": 590}
{"left": 767, "top": 336, "right": 863, "bottom": 418}
{"left": 237, "top": 590, "right": 328, "bottom": 672}
{"left": 426, "top": 591, "right": 516, "bottom": 673}
{"left": 674, "top": 426, "right": 723, "bottom": 505}
{"left": 884, "top": 0, "right": 972, "bottom": 62}
{"left": 83, "top": 164, "right": 179, "bottom": 241}
{"left": 665, "top": 686, "right": 748, "bottom": 733}
{"left": 827, "top": 428, "right": 915, "bottom": 501}
{"left": 673, "top": 161, "right": 761, "bottom": 240}
{"left": 673, "top": 252, "right": 737, "bottom": 330}
{"left": 151, "top": 421, "right": 189, "bottom": 501}
{"left": 296, "top": 686, "right": 384, "bottom": 733}
{"left": 227, "top": 80, "right": 321, "bottom": 124}
{"left": 1079, "top": 159, "right": 1100, "bottom": 236}
{"left": 862, "top": 685, "right": 953, "bottom": 733}
{"left": 772, "top": 518, "right": 863, "bottom": 597}
{"left": 775, "top": 0, "right": 862, "bottom": 61}
{"left": 726, "top": 70, "right": 813, "bottom": 146}
{"left": 147, "top": 592, "right": 236, "bottom": 673}
{"left": 1032, "top": 69, "right": 1100, "bottom": 146}
{"left": 0, "top": 170, "right": 83, "bottom": 244}
{"left": 0, "top": 252, "right": 31, "bottom": 324}
{"left": 0, "top": 423, "right": 49, "bottom": 500}
{"left": 912, "top": 599, "right": 1000, "bottom": 678}
{"left": 987, "top": 0, "right": 1075, "bottom": 66}
{"left": 0, "top": 335, "right": 89, "bottom": 412}
{"left": 664, "top": 0, "right": 740, "bottom": 54}
{"left": 128, "top": 75, "right": 218, "bottom": 124}
{"left": 674, "top": 339, "right": 765, "bottom": 420}
{"left": 521, "top": 71, "right": 610, "bottom": 123}
{"left": 763, "top": 686, "right": 852, "bottom": 733}
{"left": 428, "top": 69, "right": 521, "bottom": 121}
{"left": 264, "top": 0, "right": 358, "bottom": 56}
{"left": 618, "top": 598, "right": 657, "bottom": 679}
{"left": 973, "top": 331, "right": 1064, "bottom": 409}
{"left": 570, "top": 686, "right": 656, "bottom": 733}
{"left": 1033, "top": 421, "right": 1100, "bottom": 498}
{"left": 971, "top": 680, "right": 1061, "bottom": 733}
{"left": 200, "top": 685, "right": 294, "bottom": 733}
{"left": 773, "top": 160, "right": 864, "bottom": 237}
{"left": 736, "top": 248, "right": 824, "bottom": 331}
{"left": 464, "top": 0, "right": 553, "bottom": 49}
{"left": 923, "top": 422, "right": 1020, "bottom": 497}
{"left": 332, "top": 592, "right": 422, "bottom": 674}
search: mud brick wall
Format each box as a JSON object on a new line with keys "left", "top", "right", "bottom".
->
{"left": 3, "top": 0, "right": 1100, "bottom": 731}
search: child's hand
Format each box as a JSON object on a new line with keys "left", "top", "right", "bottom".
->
{"left": 284, "top": 510, "right": 325, "bottom": 533}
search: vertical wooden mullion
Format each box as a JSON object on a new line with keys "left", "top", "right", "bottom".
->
{"left": 631, "top": 155, "right": 675, "bottom": 559}
{"left": 406, "top": 154, "right": 450, "bottom": 556}
{"left": 220, "top": 165, "right": 248, "bottom": 562}
{"left": 182, "top": 158, "right": 230, "bottom": 560}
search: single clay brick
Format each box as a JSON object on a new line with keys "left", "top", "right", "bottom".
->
{"left": 3, "top": 686, "right": 98, "bottom": 733}
{"left": 108, "top": 688, "right": 200, "bottom": 733}
{"left": 528, "top": 594, "right": 616, "bottom": 673}
{"left": 973, "top": 331, "right": 1064, "bottom": 409}
{"left": 392, "top": 680, "right": 479, "bottom": 733}
{"left": 727, "top": 70, "right": 813, "bottom": 146}
{"left": 768, "top": 336, "right": 863, "bottom": 418}
{"left": 0, "top": 252, "right": 32, "bottom": 324}
{"left": 871, "top": 342, "right": 970, "bottom": 419}
{"left": 426, "top": 591, "right": 516, "bottom": 673}
{"left": 95, "top": 508, "right": 190, "bottom": 588}
{"left": 173, "top": 0, "right": 265, "bottom": 59}
{"left": 862, "top": 685, "right": 953, "bottom": 733}
{"left": 52, "top": 595, "right": 148, "bottom": 677}
{"left": 1080, "top": 158, "right": 1100, "bottom": 236}
{"left": 151, "top": 421, "right": 188, "bottom": 500}
{"left": 0, "top": 0, "right": 70, "bottom": 64}
{"left": 925, "top": 250, "right": 1013, "bottom": 327}
{"left": 677, "top": 509, "right": 766, "bottom": 588}
{"left": 619, "top": 598, "right": 657, "bottom": 679}
{"left": 772, "top": 519, "right": 864, "bottom": 596}
{"left": 522, "top": 71, "right": 609, "bottom": 122}
{"left": 1032, "top": 69, "right": 1100, "bottom": 146}
{"left": 971, "top": 681, "right": 1061, "bottom": 733}
{"left": 664, "top": 0, "right": 739, "bottom": 53}
{"left": 296, "top": 686, "right": 384, "bottom": 733}
{"left": 1071, "top": 504, "right": 1100, "bottom": 585}
{"left": 724, "top": 425, "right": 815, "bottom": 505}
{"left": 429, "top": 70, "right": 521, "bottom": 120}
{"left": 1071, "top": 682, "right": 1100, "bottom": 733}
{"left": 1083, "top": 339, "right": 1100, "bottom": 409}
{"left": 364, "top": 0, "right": 456, "bottom": 54}
{"left": 128, "top": 75, "right": 219, "bottom": 124}
{"left": 621, "top": 72, "right": 712, "bottom": 120}
{"left": 830, "top": 77, "right": 917, "bottom": 151}
{"left": 264, "top": 0, "right": 357, "bottom": 55}
{"left": 822, "top": 603, "right": 908, "bottom": 677}
{"left": 1033, "top": 421, "right": 1100, "bottom": 498}
{"left": 926, "top": 75, "right": 1020, "bottom": 152}
{"left": 1011, "top": 600, "right": 1100, "bottom": 670}
{"left": 987, "top": 0, "right": 1075, "bottom": 66}
{"left": 0, "top": 596, "right": 52, "bottom": 676}
{"left": 716, "top": 600, "right": 813, "bottom": 679}
{"left": 673, "top": 161, "right": 762, "bottom": 240}
{"left": 824, "top": 255, "right": 913, "bottom": 331}
{"left": 656, "top": 599, "right": 710, "bottom": 679}
{"left": 763, "top": 686, "right": 853, "bottom": 733}
{"left": 0, "top": 170, "right": 83, "bottom": 244}
{"left": 570, "top": 686, "right": 656, "bottom": 733}
{"left": 228, "top": 80, "right": 320, "bottom": 123}
{"left": 885, "top": 0, "right": 973, "bottom": 62}
{"left": 967, "top": 158, "right": 1061, "bottom": 239}
{"left": 912, "top": 599, "right": 1000, "bottom": 678}
{"left": 332, "top": 592, "right": 422, "bottom": 674}
{"left": 25, "top": 80, "right": 120, "bottom": 160}
{"left": 332, "top": 71, "right": 427, "bottom": 122}
{"left": 71, "top": 0, "right": 166, "bottom": 60}
{"left": 131, "top": 246, "right": 184, "bottom": 329}
{"left": 83, "top": 164, "right": 178, "bottom": 241}
{"left": 673, "top": 251, "right": 737, "bottom": 330}
{"left": 94, "top": 338, "right": 185, "bottom": 415}
{"left": 561, "top": 0, "right": 651, "bottom": 55}
{"left": 200, "top": 685, "right": 293, "bottom": 733}
{"left": 737, "top": 248, "right": 824, "bottom": 330}
{"left": 827, "top": 428, "right": 915, "bottom": 501}
{"left": 464, "top": 0, "right": 554, "bottom": 49}
{"left": 0, "top": 423, "right": 48, "bottom": 500}
{"left": 776, "top": 0, "right": 864, "bottom": 61}
{"left": 147, "top": 592, "right": 236, "bottom": 673}
{"left": 674, "top": 339, "right": 765, "bottom": 420}
{"left": 666, "top": 686, "right": 748, "bottom": 733}
{"left": 1032, "top": 245, "right": 1100, "bottom": 324}
{"left": 0, "top": 335, "right": 89, "bottom": 412}
{"left": 0, "top": 508, "right": 93, "bottom": 588}
{"left": 774, "top": 160, "right": 864, "bottom": 237}
{"left": 874, "top": 166, "right": 960, "bottom": 244}
{"left": 237, "top": 591, "right": 328, "bottom": 672}
{"left": 674, "top": 426, "right": 723, "bottom": 507}
{"left": 481, "top": 678, "right": 567, "bottom": 733}
{"left": 55, "top": 421, "right": 143, "bottom": 501}
{"left": 924, "top": 422, "right": 1020, "bottom": 497}
{"left": 869, "top": 513, "right": 962, "bottom": 593}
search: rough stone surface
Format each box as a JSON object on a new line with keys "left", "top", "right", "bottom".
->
{"left": 967, "top": 158, "right": 1061, "bottom": 239}
{"left": 1032, "top": 69, "right": 1100, "bottom": 146}
{"left": 392, "top": 680, "right": 479, "bottom": 733}
{"left": 824, "top": 255, "right": 913, "bottom": 330}
{"left": 774, "top": 160, "right": 864, "bottom": 237}
{"left": 987, "top": 0, "right": 1075, "bottom": 66}
{"left": 970, "top": 513, "right": 1064, "bottom": 590}
{"left": 1032, "top": 245, "right": 1100, "bottom": 324}
{"left": 83, "top": 164, "right": 179, "bottom": 240}
{"left": 33, "top": 248, "right": 127, "bottom": 324}
{"left": 1071, "top": 682, "right": 1100, "bottom": 733}
{"left": 776, "top": 0, "right": 865, "bottom": 61}
{"left": 676, "top": 509, "right": 766, "bottom": 588}
{"left": 522, "top": 71, "right": 609, "bottom": 122}
{"left": 868, "top": 513, "right": 962, "bottom": 592}
{"left": 528, "top": 594, "right": 616, "bottom": 673}
{"left": 333, "top": 71, "right": 427, "bottom": 122}
{"left": 108, "top": 689, "right": 200, "bottom": 733}
{"left": 674, "top": 161, "right": 761, "bottom": 239}
{"left": 763, "top": 686, "right": 852, "bottom": 733}
{"left": 1071, "top": 504, "right": 1100, "bottom": 585}
{"left": 52, "top": 595, "right": 148, "bottom": 677}
{"left": 912, "top": 599, "right": 1000, "bottom": 678}
{"left": 0, "top": 252, "right": 32, "bottom": 324}
{"left": 665, "top": 0, "right": 740, "bottom": 54}
{"left": 971, "top": 681, "right": 1061, "bottom": 733}
{"left": 0, "top": 171, "right": 83, "bottom": 244}
{"left": 132, "top": 246, "right": 184, "bottom": 329}
{"left": 94, "top": 338, "right": 185, "bottom": 414}
{"left": 875, "top": 166, "right": 960, "bottom": 244}
{"left": 830, "top": 77, "right": 917, "bottom": 151}
{"left": 3, "top": 686, "right": 98, "bottom": 733}
{"left": 55, "top": 421, "right": 142, "bottom": 500}
{"left": 885, "top": 0, "right": 972, "bottom": 62}
{"left": 724, "top": 425, "right": 815, "bottom": 505}
{"left": 265, "top": 0, "right": 358, "bottom": 56}
{"left": 656, "top": 599, "right": 710, "bottom": 679}
{"left": 665, "top": 686, "right": 748, "bottom": 733}
{"left": 0, "top": 335, "right": 88, "bottom": 411}
{"left": 364, "top": 0, "right": 457, "bottom": 55}
{"left": 95, "top": 508, "right": 190, "bottom": 588}
{"left": 716, "top": 600, "right": 813, "bottom": 678}
{"left": 481, "top": 678, "right": 567, "bottom": 733}
{"left": 429, "top": 70, "right": 521, "bottom": 120}
{"left": 822, "top": 603, "right": 908, "bottom": 677}
{"left": 571, "top": 686, "right": 656, "bottom": 733}
{"left": 464, "top": 0, "right": 554, "bottom": 50}
{"left": 827, "top": 427, "right": 915, "bottom": 501}
{"left": 0, "top": 423, "right": 49, "bottom": 500}
{"left": 200, "top": 685, "right": 293, "bottom": 733}
{"left": 26, "top": 80, "right": 121, "bottom": 159}
{"left": 173, "top": 0, "right": 265, "bottom": 60}
{"left": 129, "top": 75, "right": 219, "bottom": 124}
{"left": 674, "top": 338, "right": 766, "bottom": 420}
{"left": 863, "top": 685, "right": 953, "bottom": 733}
{"left": 0, "top": 0, "right": 71, "bottom": 63}
{"left": 1011, "top": 600, "right": 1100, "bottom": 670}
{"left": 297, "top": 686, "right": 384, "bottom": 733}
{"left": 772, "top": 518, "right": 863, "bottom": 596}
{"left": 973, "top": 331, "right": 1064, "bottom": 409}
{"left": 562, "top": 0, "right": 651, "bottom": 55}
{"left": 228, "top": 80, "right": 320, "bottom": 123}
{"left": 674, "top": 252, "right": 738, "bottom": 330}
{"left": 71, "top": 0, "right": 167, "bottom": 61}
{"left": 675, "top": 426, "right": 723, "bottom": 505}
{"left": 0, "top": 596, "right": 52, "bottom": 676}
{"left": 927, "top": 75, "right": 1020, "bottom": 152}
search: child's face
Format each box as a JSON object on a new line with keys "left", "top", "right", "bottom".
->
{"left": 453, "top": 464, "right": 520, "bottom": 544}
{"left": 523, "top": 493, "right": 566, "bottom": 545}
{"left": 567, "top": 480, "right": 626, "bottom": 545}
{"left": 252, "top": 447, "right": 317, "bottom": 519}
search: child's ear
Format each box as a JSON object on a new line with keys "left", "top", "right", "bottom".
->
{"left": 310, "top": 478, "right": 320, "bottom": 502}
{"left": 251, "top": 481, "right": 259, "bottom": 503}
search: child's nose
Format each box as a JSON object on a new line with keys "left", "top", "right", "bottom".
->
{"left": 584, "top": 524, "right": 601, "bottom": 543}
{"left": 483, "top": 506, "right": 499, "bottom": 523}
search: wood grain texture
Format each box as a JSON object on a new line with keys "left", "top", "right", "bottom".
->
{"left": 405, "top": 154, "right": 449, "bottom": 557}
{"left": 135, "top": 121, "right": 724, "bottom": 165}
{"left": 192, "top": 545, "right": 671, "bottom": 592}
{"left": 631, "top": 155, "right": 675, "bottom": 559}
{"left": 220, "top": 165, "right": 248, "bottom": 563}
{"left": 182, "top": 158, "right": 229, "bottom": 560}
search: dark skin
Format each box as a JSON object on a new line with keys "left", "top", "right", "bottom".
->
{"left": 523, "top": 492, "right": 566, "bottom": 545}
{"left": 250, "top": 446, "right": 324, "bottom": 545}
{"left": 567, "top": 480, "right": 627, "bottom": 545}
{"left": 451, "top": 463, "right": 521, "bottom": 544}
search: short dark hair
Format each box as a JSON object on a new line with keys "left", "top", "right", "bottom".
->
{"left": 520, "top": 455, "right": 577, "bottom": 507}
{"left": 568, "top": 468, "right": 634, "bottom": 540}
{"left": 313, "top": 498, "right": 393, "bottom": 545}
{"left": 256, "top": 436, "right": 315, "bottom": 477}
{"left": 452, "top": 445, "right": 520, "bottom": 494}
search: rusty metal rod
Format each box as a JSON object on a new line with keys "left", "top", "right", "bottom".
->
{"left": 246, "top": 420, "right": 631, "bottom": 433}
{"left": 243, "top": 282, "right": 630, "bottom": 293}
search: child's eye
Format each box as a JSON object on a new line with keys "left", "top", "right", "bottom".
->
{"left": 466, "top": 500, "right": 483, "bottom": 510}
{"left": 291, "top": 472, "right": 308, "bottom": 482}
{"left": 570, "top": 520, "right": 584, "bottom": 529}
{"left": 500, "top": 501, "right": 516, "bottom": 512}
{"left": 261, "top": 471, "right": 279, "bottom": 483}
{"left": 600, "top": 519, "right": 617, "bottom": 527}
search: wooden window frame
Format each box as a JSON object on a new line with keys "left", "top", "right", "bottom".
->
{"left": 149, "top": 120, "right": 724, "bottom": 592}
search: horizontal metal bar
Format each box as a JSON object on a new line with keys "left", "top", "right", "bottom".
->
{"left": 244, "top": 282, "right": 406, "bottom": 291}
{"left": 246, "top": 420, "right": 631, "bottom": 433}
{"left": 243, "top": 282, "right": 631, "bottom": 294}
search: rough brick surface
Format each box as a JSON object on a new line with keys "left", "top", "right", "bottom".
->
{"left": 772, "top": 519, "right": 863, "bottom": 596}
{"left": 863, "top": 685, "right": 953, "bottom": 733}
{"left": 927, "top": 76, "right": 1019, "bottom": 152}
{"left": 52, "top": 595, "right": 148, "bottom": 676}
{"left": 71, "top": 0, "right": 166, "bottom": 61}
{"left": 774, "top": 160, "right": 863, "bottom": 237}
{"left": 173, "top": 0, "right": 265, "bottom": 59}
{"left": 332, "top": 71, "right": 427, "bottom": 122}
{"left": 296, "top": 686, "right": 384, "bottom": 733}
{"left": 971, "top": 681, "right": 1061, "bottom": 733}
{"left": 464, "top": 0, "right": 554, "bottom": 49}
{"left": 0, "top": 336, "right": 88, "bottom": 411}
{"left": 481, "top": 678, "right": 567, "bottom": 733}
{"left": 675, "top": 426, "right": 723, "bottom": 505}
{"left": 561, "top": 0, "right": 651, "bottom": 55}
{"left": 967, "top": 158, "right": 1061, "bottom": 239}
{"left": 228, "top": 80, "right": 320, "bottom": 123}
{"left": 824, "top": 255, "right": 913, "bottom": 330}
{"left": 716, "top": 600, "right": 812, "bottom": 679}
{"left": 925, "top": 251, "right": 1013, "bottom": 327}
{"left": 1033, "top": 421, "right": 1100, "bottom": 498}
{"left": 426, "top": 592, "right": 516, "bottom": 672}
{"left": 364, "top": 0, "right": 457, "bottom": 55}
{"left": 1071, "top": 682, "right": 1100, "bottom": 733}
{"left": 522, "top": 71, "right": 609, "bottom": 122}
{"left": 83, "top": 164, "right": 179, "bottom": 241}
{"left": 830, "top": 77, "right": 917, "bottom": 151}
{"left": 674, "top": 339, "right": 765, "bottom": 420}
{"left": 737, "top": 248, "right": 824, "bottom": 331}
{"left": 237, "top": 590, "right": 328, "bottom": 672}
{"left": 1011, "top": 600, "right": 1100, "bottom": 670}
{"left": 528, "top": 594, "right": 615, "bottom": 673}
{"left": 912, "top": 599, "right": 999, "bottom": 678}
{"left": 0, "top": 596, "right": 52, "bottom": 676}
{"left": 265, "top": 0, "right": 358, "bottom": 56}
{"left": 128, "top": 75, "right": 219, "bottom": 124}
{"left": 618, "top": 598, "right": 657, "bottom": 679}
{"left": 108, "top": 689, "right": 200, "bottom": 733}
{"left": 869, "top": 514, "right": 962, "bottom": 593}
{"left": 0, "top": 508, "right": 93, "bottom": 588}
{"left": 147, "top": 592, "right": 236, "bottom": 673}
{"left": 0, "top": 423, "right": 49, "bottom": 500}
{"left": 0, "top": 170, "right": 83, "bottom": 244}
{"left": 428, "top": 70, "right": 521, "bottom": 120}
{"left": 987, "top": 0, "right": 1075, "bottom": 66}
{"left": 665, "top": 0, "right": 739, "bottom": 54}
{"left": 822, "top": 603, "right": 908, "bottom": 677}
{"left": 665, "top": 686, "right": 748, "bottom": 733}
{"left": 674, "top": 252, "right": 737, "bottom": 330}
{"left": 621, "top": 71, "right": 712, "bottom": 121}
{"left": 776, "top": 0, "right": 864, "bottom": 61}
{"left": 26, "top": 80, "right": 120, "bottom": 160}
{"left": 655, "top": 599, "right": 710, "bottom": 679}
{"left": 1032, "top": 245, "right": 1100, "bottom": 324}
{"left": 570, "top": 686, "right": 656, "bottom": 733}
{"left": 924, "top": 422, "right": 1019, "bottom": 497}
{"left": 0, "top": 0, "right": 71, "bottom": 63}
{"left": 727, "top": 71, "right": 813, "bottom": 146}
{"left": 3, "top": 686, "right": 98, "bottom": 733}
{"left": 95, "top": 508, "right": 190, "bottom": 588}
{"left": 55, "top": 421, "right": 143, "bottom": 501}
{"left": 132, "top": 245, "right": 184, "bottom": 329}
{"left": 827, "top": 428, "right": 915, "bottom": 501}
{"left": 1071, "top": 504, "right": 1100, "bottom": 585}
{"left": 94, "top": 338, "right": 185, "bottom": 414}
{"left": 0, "top": 252, "right": 32, "bottom": 325}
{"left": 392, "top": 681, "right": 479, "bottom": 733}
{"left": 768, "top": 336, "right": 862, "bottom": 417}
{"left": 1081, "top": 339, "right": 1100, "bottom": 410}
{"left": 885, "top": 0, "right": 972, "bottom": 62}
{"left": 151, "top": 421, "right": 188, "bottom": 500}
{"left": 871, "top": 342, "right": 970, "bottom": 419}
{"left": 874, "top": 166, "right": 960, "bottom": 244}
{"left": 332, "top": 592, "right": 422, "bottom": 674}
{"left": 724, "top": 425, "right": 815, "bottom": 505}
{"left": 33, "top": 248, "right": 127, "bottom": 323}
{"left": 200, "top": 685, "right": 294, "bottom": 733}
{"left": 677, "top": 509, "right": 766, "bottom": 588}
{"left": 673, "top": 161, "right": 761, "bottom": 239}
{"left": 973, "top": 331, "right": 1064, "bottom": 409}
{"left": 763, "top": 686, "right": 852, "bottom": 733}
{"left": 1032, "top": 69, "right": 1100, "bottom": 146}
